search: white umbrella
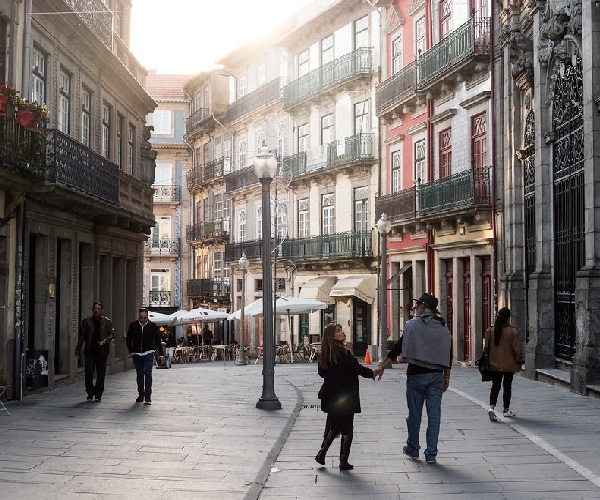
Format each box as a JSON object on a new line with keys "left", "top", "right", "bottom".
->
{"left": 274, "top": 296, "right": 327, "bottom": 315}
{"left": 171, "top": 307, "right": 229, "bottom": 326}
{"left": 227, "top": 298, "right": 265, "bottom": 320}
{"left": 147, "top": 310, "right": 176, "bottom": 325}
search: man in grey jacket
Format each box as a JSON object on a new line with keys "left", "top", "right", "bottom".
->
{"left": 378, "top": 292, "right": 452, "bottom": 464}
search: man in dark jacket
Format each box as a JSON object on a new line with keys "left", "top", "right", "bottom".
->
{"left": 126, "top": 308, "right": 164, "bottom": 404}
{"left": 75, "top": 302, "right": 115, "bottom": 402}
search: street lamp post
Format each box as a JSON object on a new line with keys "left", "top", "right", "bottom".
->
{"left": 236, "top": 253, "right": 248, "bottom": 365}
{"left": 377, "top": 213, "right": 392, "bottom": 363}
{"left": 254, "top": 145, "right": 281, "bottom": 410}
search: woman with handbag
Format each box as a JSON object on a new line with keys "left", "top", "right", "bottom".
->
{"left": 315, "top": 323, "right": 382, "bottom": 470}
{"left": 484, "top": 307, "right": 524, "bottom": 422}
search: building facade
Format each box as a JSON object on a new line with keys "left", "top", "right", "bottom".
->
{"left": 0, "top": 0, "right": 156, "bottom": 398}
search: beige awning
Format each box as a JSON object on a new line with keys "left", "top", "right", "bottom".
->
{"left": 299, "top": 277, "right": 335, "bottom": 304}
{"left": 330, "top": 275, "right": 377, "bottom": 304}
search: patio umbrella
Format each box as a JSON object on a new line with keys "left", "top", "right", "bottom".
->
{"left": 147, "top": 310, "right": 176, "bottom": 325}
{"left": 170, "top": 307, "right": 229, "bottom": 326}
{"left": 226, "top": 298, "right": 265, "bottom": 320}
{"left": 275, "top": 296, "right": 327, "bottom": 353}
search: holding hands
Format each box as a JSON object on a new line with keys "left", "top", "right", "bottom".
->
{"left": 372, "top": 367, "right": 384, "bottom": 380}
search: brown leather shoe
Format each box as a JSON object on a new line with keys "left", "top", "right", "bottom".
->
{"left": 136, "top": 394, "right": 144, "bottom": 403}
{"left": 144, "top": 395, "right": 152, "bottom": 404}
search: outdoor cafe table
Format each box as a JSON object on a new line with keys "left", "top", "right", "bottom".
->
{"left": 210, "top": 345, "right": 234, "bottom": 361}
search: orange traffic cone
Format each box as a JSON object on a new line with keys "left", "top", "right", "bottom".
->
{"left": 364, "top": 348, "right": 371, "bottom": 365}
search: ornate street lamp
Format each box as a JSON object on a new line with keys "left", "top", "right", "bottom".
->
{"left": 377, "top": 213, "right": 392, "bottom": 363}
{"left": 236, "top": 252, "right": 249, "bottom": 365}
{"left": 254, "top": 145, "right": 281, "bottom": 410}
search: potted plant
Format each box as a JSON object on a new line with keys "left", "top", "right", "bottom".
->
{"left": 0, "top": 84, "right": 19, "bottom": 115}
{"left": 15, "top": 97, "right": 48, "bottom": 132}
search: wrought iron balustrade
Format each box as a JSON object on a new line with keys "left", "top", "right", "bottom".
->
{"left": 225, "top": 239, "right": 275, "bottom": 262}
{"left": 186, "top": 219, "right": 229, "bottom": 243}
{"left": 418, "top": 17, "right": 490, "bottom": 87}
{"left": 225, "top": 166, "right": 258, "bottom": 191}
{"left": 186, "top": 107, "right": 210, "bottom": 132}
{"left": 282, "top": 151, "right": 307, "bottom": 177}
{"left": 284, "top": 48, "right": 373, "bottom": 108}
{"left": 187, "top": 278, "right": 231, "bottom": 298}
{"left": 375, "top": 187, "right": 416, "bottom": 222}
{"left": 149, "top": 290, "right": 171, "bottom": 307}
{"left": 376, "top": 61, "right": 417, "bottom": 115}
{"left": 144, "top": 239, "right": 180, "bottom": 254}
{"left": 153, "top": 185, "right": 180, "bottom": 202}
{"left": 64, "top": 0, "right": 112, "bottom": 49}
{"left": 205, "top": 157, "right": 230, "bottom": 180}
{"left": 227, "top": 78, "right": 282, "bottom": 122}
{"left": 45, "top": 129, "right": 119, "bottom": 204}
{"left": 417, "top": 166, "right": 490, "bottom": 216}
{"left": 328, "top": 133, "right": 374, "bottom": 166}
{"left": 282, "top": 231, "right": 373, "bottom": 260}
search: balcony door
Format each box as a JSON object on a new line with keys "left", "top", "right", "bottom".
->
{"left": 471, "top": 113, "right": 488, "bottom": 202}
{"left": 150, "top": 270, "right": 170, "bottom": 307}
{"left": 152, "top": 216, "right": 171, "bottom": 250}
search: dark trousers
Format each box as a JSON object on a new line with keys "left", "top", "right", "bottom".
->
{"left": 132, "top": 353, "right": 154, "bottom": 396}
{"left": 84, "top": 353, "right": 108, "bottom": 397}
{"left": 323, "top": 413, "right": 354, "bottom": 438}
{"left": 490, "top": 371, "right": 514, "bottom": 409}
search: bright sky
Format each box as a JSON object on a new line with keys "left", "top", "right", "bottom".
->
{"left": 130, "top": 0, "right": 317, "bottom": 75}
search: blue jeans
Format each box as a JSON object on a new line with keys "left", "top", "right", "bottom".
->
{"left": 405, "top": 371, "right": 444, "bottom": 459}
{"left": 132, "top": 353, "right": 154, "bottom": 396}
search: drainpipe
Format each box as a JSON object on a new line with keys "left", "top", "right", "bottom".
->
{"left": 489, "top": 2, "right": 498, "bottom": 314}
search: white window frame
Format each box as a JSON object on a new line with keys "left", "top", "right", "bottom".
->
{"left": 127, "top": 124, "right": 135, "bottom": 175}
{"left": 355, "top": 15, "right": 369, "bottom": 49}
{"left": 256, "top": 205, "right": 262, "bottom": 240}
{"left": 392, "top": 150, "right": 401, "bottom": 193}
{"left": 102, "top": 103, "right": 111, "bottom": 158}
{"left": 298, "top": 199, "right": 309, "bottom": 238}
{"left": 322, "top": 194, "right": 334, "bottom": 235}
{"left": 298, "top": 49, "right": 310, "bottom": 77}
{"left": 58, "top": 70, "right": 70, "bottom": 134}
{"left": 392, "top": 35, "right": 402, "bottom": 75}
{"left": 321, "top": 114, "right": 334, "bottom": 146}
{"left": 238, "top": 209, "right": 247, "bottom": 242}
{"left": 31, "top": 47, "right": 46, "bottom": 105}
{"left": 321, "top": 35, "right": 334, "bottom": 65}
{"left": 151, "top": 110, "right": 172, "bottom": 135}
{"left": 415, "top": 139, "right": 426, "bottom": 183}
{"left": 81, "top": 88, "right": 91, "bottom": 148}
{"left": 298, "top": 123, "right": 309, "bottom": 153}
{"left": 355, "top": 100, "right": 369, "bottom": 134}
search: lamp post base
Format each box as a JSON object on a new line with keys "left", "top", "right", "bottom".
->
{"left": 235, "top": 347, "right": 247, "bottom": 366}
{"left": 256, "top": 396, "right": 282, "bottom": 410}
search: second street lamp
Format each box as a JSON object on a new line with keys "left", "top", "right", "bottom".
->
{"left": 236, "top": 252, "right": 248, "bottom": 365}
{"left": 254, "top": 145, "right": 281, "bottom": 410}
{"left": 377, "top": 213, "right": 392, "bottom": 363}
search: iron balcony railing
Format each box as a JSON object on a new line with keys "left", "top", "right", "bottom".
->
{"left": 225, "top": 166, "right": 258, "bottom": 191}
{"left": 284, "top": 48, "right": 373, "bottom": 108}
{"left": 186, "top": 107, "right": 210, "bottom": 132}
{"left": 375, "top": 186, "right": 417, "bottom": 223}
{"left": 153, "top": 185, "right": 181, "bottom": 202}
{"left": 227, "top": 78, "right": 282, "bottom": 122}
{"left": 225, "top": 239, "right": 279, "bottom": 262}
{"left": 144, "top": 239, "right": 180, "bottom": 254}
{"left": 417, "top": 166, "right": 490, "bottom": 216}
{"left": 65, "top": 0, "right": 112, "bottom": 49}
{"left": 45, "top": 129, "right": 119, "bottom": 204}
{"left": 186, "top": 219, "right": 229, "bottom": 243}
{"left": 282, "top": 231, "right": 373, "bottom": 260}
{"left": 204, "top": 157, "right": 230, "bottom": 181}
{"left": 328, "top": 133, "right": 374, "bottom": 166}
{"left": 149, "top": 290, "right": 171, "bottom": 307}
{"left": 0, "top": 102, "right": 45, "bottom": 177}
{"left": 376, "top": 61, "right": 417, "bottom": 115}
{"left": 187, "top": 278, "right": 231, "bottom": 299}
{"left": 282, "top": 151, "right": 307, "bottom": 177}
{"left": 418, "top": 17, "right": 491, "bottom": 87}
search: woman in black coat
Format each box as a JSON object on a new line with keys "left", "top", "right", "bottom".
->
{"left": 316, "top": 322, "right": 381, "bottom": 470}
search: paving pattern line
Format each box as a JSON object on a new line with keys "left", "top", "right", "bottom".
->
{"left": 451, "top": 386, "right": 600, "bottom": 489}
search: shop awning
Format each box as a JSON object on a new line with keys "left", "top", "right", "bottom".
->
{"left": 330, "top": 275, "right": 377, "bottom": 304}
{"left": 299, "top": 276, "right": 335, "bottom": 304}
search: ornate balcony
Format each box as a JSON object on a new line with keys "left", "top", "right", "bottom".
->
{"left": 64, "top": 0, "right": 112, "bottom": 49}
{"left": 283, "top": 48, "right": 373, "bottom": 111}
{"left": 144, "top": 238, "right": 180, "bottom": 255}
{"left": 282, "top": 231, "right": 373, "bottom": 261}
{"left": 225, "top": 239, "right": 278, "bottom": 262}
{"left": 149, "top": 290, "right": 171, "bottom": 307}
{"left": 153, "top": 185, "right": 180, "bottom": 203}
{"left": 375, "top": 187, "right": 416, "bottom": 224}
{"left": 187, "top": 278, "right": 231, "bottom": 302}
{"left": 225, "top": 166, "right": 258, "bottom": 192}
{"left": 376, "top": 61, "right": 418, "bottom": 119}
{"left": 328, "top": 133, "right": 375, "bottom": 167}
{"left": 186, "top": 107, "right": 210, "bottom": 132}
{"left": 186, "top": 218, "right": 229, "bottom": 246}
{"left": 417, "top": 17, "right": 491, "bottom": 90}
{"left": 226, "top": 78, "right": 282, "bottom": 123}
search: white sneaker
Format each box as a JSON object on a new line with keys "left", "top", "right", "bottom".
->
{"left": 503, "top": 409, "right": 516, "bottom": 417}
{"left": 488, "top": 409, "right": 497, "bottom": 422}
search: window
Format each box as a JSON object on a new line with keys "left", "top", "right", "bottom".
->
{"left": 354, "top": 187, "right": 368, "bottom": 232}
{"left": 355, "top": 100, "right": 369, "bottom": 134}
{"left": 392, "top": 35, "right": 402, "bottom": 74}
{"left": 256, "top": 205, "right": 262, "bottom": 240}
{"left": 257, "top": 63, "right": 266, "bottom": 86}
{"left": 154, "top": 163, "right": 172, "bottom": 185}
{"left": 239, "top": 139, "right": 247, "bottom": 169}
{"left": 116, "top": 114, "right": 123, "bottom": 168}
{"left": 214, "top": 252, "right": 223, "bottom": 279}
{"left": 471, "top": 113, "right": 487, "bottom": 169}
{"left": 440, "top": 128, "right": 452, "bottom": 178}
{"left": 151, "top": 110, "right": 172, "bottom": 135}
{"left": 102, "top": 103, "right": 111, "bottom": 158}
{"left": 415, "top": 17, "right": 426, "bottom": 58}
{"left": 214, "top": 194, "right": 223, "bottom": 220}
{"left": 355, "top": 15, "right": 369, "bottom": 49}
{"left": 322, "top": 194, "right": 334, "bottom": 235}
{"left": 151, "top": 216, "right": 171, "bottom": 248}
{"left": 277, "top": 121, "right": 287, "bottom": 158}
{"left": 58, "top": 70, "right": 70, "bottom": 133}
{"left": 223, "top": 133, "right": 232, "bottom": 173}
{"left": 31, "top": 47, "right": 46, "bottom": 105}
{"left": 392, "top": 150, "right": 401, "bottom": 193}
{"left": 81, "top": 88, "right": 91, "bottom": 147}
{"left": 238, "top": 209, "right": 246, "bottom": 242}
{"left": 298, "top": 199, "right": 309, "bottom": 238}
{"left": 414, "top": 139, "right": 426, "bottom": 183}
{"left": 298, "top": 49, "right": 309, "bottom": 77}
{"left": 440, "top": 0, "right": 452, "bottom": 39}
{"left": 223, "top": 194, "right": 231, "bottom": 222}
{"left": 276, "top": 201, "right": 287, "bottom": 239}
{"left": 238, "top": 75, "right": 247, "bottom": 98}
{"left": 321, "top": 114, "right": 334, "bottom": 146}
{"left": 150, "top": 270, "right": 170, "bottom": 306}
{"left": 127, "top": 124, "right": 135, "bottom": 174}
{"left": 321, "top": 35, "right": 334, "bottom": 65}
{"left": 114, "top": 2, "right": 123, "bottom": 38}
{"left": 298, "top": 123, "right": 309, "bottom": 152}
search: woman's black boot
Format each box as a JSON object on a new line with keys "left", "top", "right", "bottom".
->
{"left": 339, "top": 434, "right": 354, "bottom": 470}
{"left": 315, "top": 430, "right": 337, "bottom": 465}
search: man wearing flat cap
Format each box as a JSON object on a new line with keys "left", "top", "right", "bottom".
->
{"left": 377, "top": 292, "right": 452, "bottom": 465}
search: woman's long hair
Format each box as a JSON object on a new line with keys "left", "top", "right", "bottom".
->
{"left": 493, "top": 307, "right": 511, "bottom": 346}
{"left": 318, "top": 322, "right": 345, "bottom": 370}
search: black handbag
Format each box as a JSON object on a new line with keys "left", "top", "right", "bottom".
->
{"left": 475, "top": 352, "right": 492, "bottom": 382}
